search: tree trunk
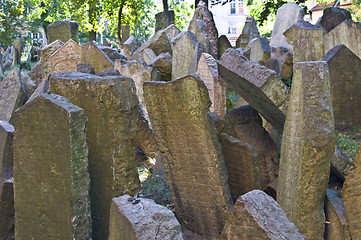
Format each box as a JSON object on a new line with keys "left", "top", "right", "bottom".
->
{"left": 195, "top": 0, "right": 208, "bottom": 8}
{"left": 117, "top": 4, "right": 124, "bottom": 45}
{"left": 163, "top": 0, "right": 168, "bottom": 12}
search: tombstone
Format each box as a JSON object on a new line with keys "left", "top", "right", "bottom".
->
{"left": 122, "top": 36, "right": 141, "bottom": 60}
{"left": 139, "top": 30, "right": 172, "bottom": 57}
{"left": 220, "top": 190, "right": 305, "bottom": 239}
{"left": 0, "top": 179, "right": 14, "bottom": 240}
{"left": 20, "top": 70, "right": 36, "bottom": 99}
{"left": 331, "top": 147, "right": 352, "bottom": 182}
{"left": 0, "top": 68, "right": 26, "bottom": 122}
{"left": 270, "top": 2, "right": 304, "bottom": 48}
{"left": 342, "top": 145, "right": 361, "bottom": 239}
{"left": 149, "top": 52, "right": 172, "bottom": 82}
{"left": 164, "top": 24, "right": 181, "bottom": 42}
{"left": 81, "top": 41, "right": 114, "bottom": 73}
{"left": 319, "top": 7, "right": 352, "bottom": 32}
{"left": 322, "top": 45, "right": 361, "bottom": 129}
{"left": 142, "top": 48, "right": 157, "bottom": 65}
{"left": 284, "top": 20, "right": 326, "bottom": 62}
{"left": 171, "top": 31, "right": 198, "bottom": 80}
{"left": 325, "top": 189, "right": 351, "bottom": 240}
{"left": 259, "top": 58, "right": 280, "bottom": 75}
{"left": 217, "top": 35, "right": 231, "bottom": 59}
{"left": 137, "top": 104, "right": 158, "bottom": 159}
{"left": 196, "top": 53, "right": 226, "bottom": 116}
{"left": 27, "top": 79, "right": 49, "bottom": 103}
{"left": 77, "top": 62, "right": 95, "bottom": 74}
{"left": 193, "top": 0, "right": 218, "bottom": 58}
{"left": 49, "top": 72, "right": 140, "bottom": 240}
{"left": 95, "top": 68, "right": 121, "bottom": 77}
{"left": 40, "top": 39, "right": 64, "bottom": 79}
{"left": 12, "top": 37, "right": 23, "bottom": 64}
{"left": 218, "top": 48, "right": 288, "bottom": 133}
{"left": 143, "top": 75, "right": 233, "bottom": 239}
{"left": 121, "top": 25, "right": 130, "bottom": 44}
{"left": 188, "top": 19, "right": 212, "bottom": 54}
{"left": 0, "top": 120, "right": 14, "bottom": 184}
{"left": 277, "top": 61, "right": 335, "bottom": 239}
{"left": 109, "top": 195, "right": 183, "bottom": 240}
{"left": 270, "top": 46, "right": 293, "bottom": 79}
{"left": 247, "top": 37, "right": 271, "bottom": 63}
{"left": 13, "top": 93, "right": 91, "bottom": 239}
{"left": 324, "top": 20, "right": 361, "bottom": 60}
{"left": 236, "top": 16, "right": 260, "bottom": 49}
{"left": 155, "top": 10, "right": 175, "bottom": 32}
{"left": 99, "top": 46, "right": 126, "bottom": 62}
{"left": 188, "top": 42, "right": 205, "bottom": 75}
{"left": 28, "top": 60, "right": 43, "bottom": 85}
{"left": 47, "top": 19, "right": 79, "bottom": 43}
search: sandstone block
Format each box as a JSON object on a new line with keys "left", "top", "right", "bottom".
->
{"left": 28, "top": 60, "right": 43, "bottom": 85}
{"left": 164, "top": 24, "right": 181, "bottom": 42}
{"left": 40, "top": 40, "right": 64, "bottom": 79}
{"left": 81, "top": 41, "right": 114, "bottom": 73}
{"left": 188, "top": 19, "right": 212, "bottom": 54}
{"left": 138, "top": 30, "right": 172, "bottom": 56}
{"left": 27, "top": 79, "right": 49, "bottom": 103}
{"left": 49, "top": 39, "right": 81, "bottom": 74}
{"left": 122, "top": 36, "right": 141, "bottom": 60}
{"left": 149, "top": 52, "right": 172, "bottom": 81}
{"left": 247, "top": 37, "right": 271, "bottom": 63}
{"left": 77, "top": 63, "right": 95, "bottom": 74}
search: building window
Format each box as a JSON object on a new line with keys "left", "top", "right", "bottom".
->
{"left": 238, "top": 0, "right": 244, "bottom": 14}
{"left": 231, "top": 27, "right": 237, "bottom": 35}
{"left": 230, "top": 1, "right": 236, "bottom": 14}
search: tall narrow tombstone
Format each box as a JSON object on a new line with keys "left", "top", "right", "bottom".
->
{"left": 324, "top": 20, "right": 361, "bottom": 60}
{"left": 143, "top": 75, "right": 233, "bottom": 239}
{"left": 342, "top": 145, "right": 361, "bottom": 239}
{"left": 49, "top": 39, "right": 81, "bottom": 74}
{"left": 0, "top": 179, "right": 14, "bottom": 240}
{"left": 270, "top": 2, "right": 305, "bottom": 48}
{"left": 121, "top": 25, "right": 130, "bottom": 44}
{"left": 0, "top": 120, "right": 14, "bottom": 183}
{"left": 47, "top": 20, "right": 79, "bottom": 44}
{"left": 188, "top": 19, "right": 212, "bottom": 54}
{"left": 277, "top": 61, "right": 335, "bottom": 239}
{"left": 171, "top": 31, "right": 198, "bottom": 80}
{"left": 220, "top": 190, "right": 305, "bottom": 239}
{"left": 217, "top": 35, "right": 231, "bottom": 59}
{"left": 0, "top": 68, "right": 26, "bottom": 122}
{"left": 236, "top": 16, "right": 260, "bottom": 49}
{"left": 13, "top": 93, "right": 91, "bottom": 239}
{"left": 218, "top": 48, "right": 288, "bottom": 133}
{"left": 283, "top": 20, "right": 326, "bottom": 62}
{"left": 322, "top": 44, "right": 361, "bottom": 129}
{"left": 50, "top": 72, "right": 140, "bottom": 240}
{"left": 81, "top": 41, "right": 114, "bottom": 73}
{"left": 40, "top": 40, "right": 64, "bottom": 79}
{"left": 196, "top": 53, "right": 226, "bottom": 116}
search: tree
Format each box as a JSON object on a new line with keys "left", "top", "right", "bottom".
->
{"left": 0, "top": 0, "right": 25, "bottom": 45}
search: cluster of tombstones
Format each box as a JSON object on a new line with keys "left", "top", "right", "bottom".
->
{"left": 2, "top": 1, "right": 361, "bottom": 239}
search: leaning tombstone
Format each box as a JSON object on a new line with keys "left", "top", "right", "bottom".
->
{"left": 28, "top": 60, "right": 43, "bottom": 86}
{"left": 319, "top": 7, "right": 352, "bottom": 32}
{"left": 271, "top": 46, "right": 293, "bottom": 79}
{"left": 0, "top": 179, "right": 14, "bottom": 240}
{"left": 12, "top": 37, "right": 23, "bottom": 64}
{"left": 77, "top": 63, "right": 95, "bottom": 74}
{"left": 247, "top": 37, "right": 271, "bottom": 63}
{"left": 0, "top": 68, "right": 26, "bottom": 122}
{"left": 99, "top": 46, "right": 126, "bottom": 62}
{"left": 155, "top": 10, "right": 175, "bottom": 32}
{"left": 81, "top": 41, "right": 114, "bottom": 73}
{"left": 149, "top": 52, "right": 172, "bottom": 82}
{"left": 277, "top": 61, "right": 335, "bottom": 239}
{"left": 138, "top": 30, "right": 172, "bottom": 57}
{"left": 270, "top": 2, "right": 304, "bottom": 48}
{"left": 0, "top": 120, "right": 14, "bottom": 184}
{"left": 13, "top": 93, "right": 91, "bottom": 239}
{"left": 109, "top": 195, "right": 183, "bottom": 240}
{"left": 188, "top": 42, "right": 205, "bottom": 75}
{"left": 236, "top": 16, "right": 260, "bottom": 49}
{"left": 164, "top": 24, "right": 181, "bottom": 42}
{"left": 49, "top": 39, "right": 81, "bottom": 74}
{"left": 40, "top": 39, "right": 64, "bottom": 79}
{"left": 143, "top": 75, "right": 233, "bottom": 239}
{"left": 217, "top": 35, "right": 232, "bottom": 59}
{"left": 122, "top": 36, "right": 141, "bottom": 60}
{"left": 27, "top": 79, "right": 49, "bottom": 103}
{"left": 47, "top": 19, "right": 79, "bottom": 43}
{"left": 20, "top": 70, "right": 36, "bottom": 98}
{"left": 220, "top": 190, "right": 305, "bottom": 239}
{"left": 50, "top": 72, "right": 140, "bottom": 240}
{"left": 188, "top": 19, "right": 212, "bottom": 54}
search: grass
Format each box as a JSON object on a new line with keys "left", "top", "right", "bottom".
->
{"left": 335, "top": 126, "right": 361, "bottom": 160}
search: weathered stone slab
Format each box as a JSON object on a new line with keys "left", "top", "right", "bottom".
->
{"left": 143, "top": 75, "right": 232, "bottom": 239}
{"left": 171, "top": 31, "right": 198, "bottom": 80}
{"left": 40, "top": 40, "right": 64, "bottom": 79}
{"left": 155, "top": 10, "right": 175, "bottom": 33}
{"left": 277, "top": 61, "right": 335, "bottom": 239}
{"left": 236, "top": 16, "right": 260, "bottom": 49}
{"left": 220, "top": 190, "right": 305, "bottom": 239}
{"left": 188, "top": 42, "right": 205, "bottom": 75}
{"left": 217, "top": 35, "right": 231, "bottom": 59}
{"left": 270, "top": 2, "right": 304, "bottom": 48}
{"left": 284, "top": 20, "right": 326, "bottom": 62}
{"left": 12, "top": 37, "right": 22, "bottom": 65}
{"left": 49, "top": 72, "right": 140, "bottom": 240}
{"left": 13, "top": 93, "right": 91, "bottom": 240}
{"left": 149, "top": 52, "right": 172, "bottom": 82}
{"left": 49, "top": 39, "right": 81, "bottom": 74}
{"left": 325, "top": 188, "right": 351, "bottom": 240}
{"left": 28, "top": 60, "right": 43, "bottom": 85}
{"left": 138, "top": 30, "right": 172, "bottom": 56}
{"left": 77, "top": 62, "right": 95, "bottom": 74}
{"left": 99, "top": 46, "right": 126, "bottom": 62}
{"left": 188, "top": 19, "right": 212, "bottom": 54}
{"left": 342, "top": 145, "right": 361, "bottom": 239}
{"left": 324, "top": 20, "right": 361, "bottom": 60}
{"left": 331, "top": 147, "right": 352, "bottom": 182}
{"left": 0, "top": 120, "right": 14, "bottom": 183}
{"left": 247, "top": 37, "right": 271, "bottom": 63}
{"left": 27, "top": 79, "right": 49, "bottom": 103}
{"left": 164, "top": 24, "right": 181, "bottom": 42}
{"left": 218, "top": 48, "right": 288, "bottom": 133}
{"left": 137, "top": 104, "right": 158, "bottom": 159}
{"left": 47, "top": 19, "right": 79, "bottom": 44}
{"left": 0, "top": 68, "right": 26, "bottom": 122}
{"left": 319, "top": 7, "right": 352, "bottom": 32}
{"left": 81, "top": 41, "right": 114, "bottom": 73}
{"left": 322, "top": 44, "right": 361, "bottom": 129}
{"left": 270, "top": 46, "right": 293, "bottom": 79}
{"left": 109, "top": 195, "right": 183, "bottom": 240}
{"left": 20, "top": 70, "right": 36, "bottom": 98}
{"left": 0, "top": 179, "right": 14, "bottom": 240}
{"left": 142, "top": 48, "right": 157, "bottom": 65}
{"left": 196, "top": 53, "right": 226, "bottom": 116}
{"left": 95, "top": 68, "right": 121, "bottom": 77}
{"left": 122, "top": 36, "right": 141, "bottom": 60}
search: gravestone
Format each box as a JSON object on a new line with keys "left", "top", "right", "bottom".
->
{"left": 218, "top": 48, "right": 288, "bottom": 133}
{"left": 284, "top": 20, "right": 326, "bottom": 62}
{"left": 236, "top": 16, "right": 260, "bottom": 49}
{"left": 324, "top": 20, "right": 361, "bottom": 60}
{"left": 27, "top": 79, "right": 49, "bottom": 103}
{"left": 137, "top": 104, "right": 158, "bottom": 159}
{"left": 155, "top": 10, "right": 175, "bottom": 32}
{"left": 164, "top": 24, "right": 181, "bottom": 42}
{"left": 77, "top": 63, "right": 95, "bottom": 74}
{"left": 143, "top": 75, "right": 233, "bottom": 239}
{"left": 217, "top": 35, "right": 231, "bottom": 59}
{"left": 192, "top": 0, "right": 218, "bottom": 58}
{"left": 13, "top": 93, "right": 91, "bottom": 240}
{"left": 247, "top": 37, "right": 271, "bottom": 63}
{"left": 142, "top": 48, "right": 157, "bottom": 64}
{"left": 95, "top": 68, "right": 120, "bottom": 77}
{"left": 99, "top": 46, "right": 126, "bottom": 62}
{"left": 47, "top": 20, "right": 79, "bottom": 44}
{"left": 188, "top": 42, "right": 205, "bottom": 75}
{"left": 12, "top": 37, "right": 23, "bottom": 64}
{"left": 138, "top": 30, "right": 172, "bottom": 56}
{"left": 322, "top": 44, "right": 361, "bottom": 129}
{"left": 81, "top": 41, "right": 114, "bottom": 73}
{"left": 271, "top": 46, "right": 293, "bottom": 79}
{"left": 50, "top": 72, "right": 140, "bottom": 240}
{"left": 0, "top": 68, "right": 26, "bottom": 122}
{"left": 0, "top": 120, "right": 14, "bottom": 182}
{"left": 342, "top": 145, "right": 361, "bottom": 239}
{"left": 0, "top": 179, "right": 14, "bottom": 240}
{"left": 20, "top": 70, "right": 36, "bottom": 98}
{"left": 171, "top": 31, "right": 198, "bottom": 80}
{"left": 319, "top": 7, "right": 352, "bottom": 32}
{"left": 188, "top": 19, "right": 212, "bottom": 54}
{"left": 49, "top": 39, "right": 81, "bottom": 74}
{"left": 28, "top": 60, "right": 43, "bottom": 85}
{"left": 196, "top": 53, "right": 226, "bottom": 116}
{"left": 325, "top": 189, "right": 351, "bottom": 240}
{"left": 220, "top": 190, "right": 305, "bottom": 239}
{"left": 121, "top": 25, "right": 130, "bottom": 44}
{"left": 109, "top": 195, "right": 183, "bottom": 240}
{"left": 149, "top": 52, "right": 172, "bottom": 81}
{"left": 122, "top": 36, "right": 141, "bottom": 60}
{"left": 277, "top": 61, "right": 335, "bottom": 239}
{"left": 270, "top": 2, "right": 305, "bottom": 48}
{"left": 40, "top": 40, "right": 64, "bottom": 79}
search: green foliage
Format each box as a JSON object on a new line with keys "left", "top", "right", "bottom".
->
{"left": 281, "top": 76, "right": 292, "bottom": 88}
{"left": 335, "top": 126, "right": 361, "bottom": 160}
{"left": 226, "top": 89, "right": 239, "bottom": 111}
{"left": 169, "top": 0, "right": 194, "bottom": 31}
{"left": 140, "top": 173, "right": 173, "bottom": 206}
{"left": 0, "top": 0, "right": 25, "bottom": 45}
